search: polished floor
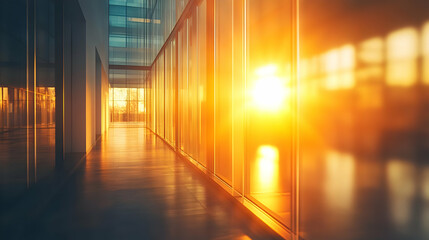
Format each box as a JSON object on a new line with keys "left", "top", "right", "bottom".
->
{"left": 17, "top": 127, "right": 281, "bottom": 240}
{"left": 0, "top": 128, "right": 55, "bottom": 206}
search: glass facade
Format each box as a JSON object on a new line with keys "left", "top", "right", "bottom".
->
{"left": 146, "top": 0, "right": 294, "bottom": 235}
{"left": 108, "top": 0, "right": 181, "bottom": 125}
{"left": 109, "top": 86, "right": 145, "bottom": 122}
{"left": 109, "top": 0, "right": 149, "bottom": 66}
{"left": 109, "top": 69, "right": 147, "bottom": 123}
{"left": 147, "top": 0, "right": 176, "bottom": 63}
{"left": 108, "top": 0, "right": 149, "bottom": 124}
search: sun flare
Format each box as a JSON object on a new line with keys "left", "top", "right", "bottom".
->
{"left": 250, "top": 65, "right": 289, "bottom": 112}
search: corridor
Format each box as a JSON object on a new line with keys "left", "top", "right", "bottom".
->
{"left": 20, "top": 127, "right": 280, "bottom": 240}
{"left": 4, "top": 0, "right": 429, "bottom": 239}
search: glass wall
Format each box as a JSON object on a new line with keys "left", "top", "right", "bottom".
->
{"left": 189, "top": 8, "right": 199, "bottom": 160}
{"left": 148, "top": 0, "right": 207, "bottom": 165}
{"left": 156, "top": 52, "right": 165, "bottom": 137}
{"left": 145, "top": 0, "right": 429, "bottom": 239}
{"left": 146, "top": 0, "right": 293, "bottom": 237}
{"left": 109, "top": 87, "right": 145, "bottom": 122}
{"left": 35, "top": 0, "right": 56, "bottom": 180}
{"left": 147, "top": 0, "right": 177, "bottom": 63}
{"left": 0, "top": 0, "right": 56, "bottom": 204}
{"left": 214, "top": 0, "right": 233, "bottom": 185}
{"left": 0, "top": 0, "right": 29, "bottom": 204}
{"left": 298, "top": 0, "right": 429, "bottom": 239}
{"left": 108, "top": 0, "right": 149, "bottom": 126}
{"left": 109, "top": 0, "right": 149, "bottom": 66}
{"left": 245, "top": 0, "right": 293, "bottom": 228}
{"left": 197, "top": 0, "right": 207, "bottom": 167}
{"left": 164, "top": 39, "right": 176, "bottom": 146}
{"left": 149, "top": 65, "right": 156, "bottom": 130}
{"left": 109, "top": 70, "right": 146, "bottom": 123}
{"left": 178, "top": 22, "right": 188, "bottom": 152}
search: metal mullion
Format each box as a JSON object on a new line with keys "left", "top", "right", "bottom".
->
{"left": 27, "top": 0, "right": 36, "bottom": 187}
{"left": 55, "top": 0, "right": 65, "bottom": 169}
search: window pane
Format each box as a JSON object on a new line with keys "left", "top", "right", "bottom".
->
{"left": 245, "top": 0, "right": 293, "bottom": 228}
{"left": 215, "top": 0, "right": 233, "bottom": 184}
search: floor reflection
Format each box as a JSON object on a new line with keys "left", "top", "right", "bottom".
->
{"left": 324, "top": 151, "right": 355, "bottom": 211}
{"left": 21, "top": 127, "right": 281, "bottom": 239}
{"left": 0, "top": 129, "right": 28, "bottom": 205}
{"left": 301, "top": 136, "right": 429, "bottom": 240}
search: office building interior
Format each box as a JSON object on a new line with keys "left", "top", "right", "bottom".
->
{"left": 1, "top": 0, "right": 429, "bottom": 239}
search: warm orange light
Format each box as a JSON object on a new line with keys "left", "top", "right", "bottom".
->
{"left": 423, "top": 22, "right": 429, "bottom": 84}
{"left": 325, "top": 151, "right": 355, "bottom": 210}
{"left": 322, "top": 45, "right": 355, "bottom": 90}
{"left": 256, "top": 145, "right": 279, "bottom": 192}
{"left": 386, "top": 27, "right": 418, "bottom": 86}
{"left": 115, "top": 101, "right": 127, "bottom": 109}
{"left": 138, "top": 102, "right": 145, "bottom": 113}
{"left": 128, "top": 17, "right": 161, "bottom": 24}
{"left": 387, "top": 159, "right": 416, "bottom": 227}
{"left": 114, "top": 88, "right": 128, "bottom": 101}
{"left": 358, "top": 37, "right": 384, "bottom": 64}
{"left": 250, "top": 65, "right": 288, "bottom": 112}
{"left": 2, "top": 87, "right": 8, "bottom": 100}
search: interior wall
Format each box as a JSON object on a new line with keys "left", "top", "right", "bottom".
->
{"left": 77, "top": 0, "right": 109, "bottom": 152}
{"left": 96, "top": 51, "right": 102, "bottom": 136}
{"left": 64, "top": 0, "right": 86, "bottom": 154}
{"left": 63, "top": 0, "right": 108, "bottom": 154}
{"left": 101, "top": 62, "right": 109, "bottom": 134}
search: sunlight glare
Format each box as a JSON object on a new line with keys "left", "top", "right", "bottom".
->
{"left": 386, "top": 27, "right": 418, "bottom": 86}
{"left": 257, "top": 145, "right": 279, "bottom": 192}
{"left": 251, "top": 65, "right": 288, "bottom": 112}
{"left": 423, "top": 22, "right": 429, "bottom": 84}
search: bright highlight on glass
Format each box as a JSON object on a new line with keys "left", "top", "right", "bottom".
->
{"left": 256, "top": 145, "right": 279, "bottom": 192}
{"left": 386, "top": 27, "right": 418, "bottom": 86}
{"left": 250, "top": 65, "right": 288, "bottom": 112}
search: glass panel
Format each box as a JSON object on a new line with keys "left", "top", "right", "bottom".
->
{"left": 109, "top": 70, "right": 146, "bottom": 125}
{"left": 188, "top": 8, "right": 199, "bottom": 159}
{"left": 0, "top": 0, "right": 28, "bottom": 203}
{"left": 245, "top": 0, "right": 293, "bottom": 228}
{"left": 171, "top": 39, "right": 177, "bottom": 145}
{"left": 147, "top": 0, "right": 176, "bottom": 64}
{"left": 138, "top": 88, "right": 145, "bottom": 122}
{"left": 197, "top": 0, "right": 207, "bottom": 166}
{"left": 129, "top": 88, "right": 138, "bottom": 122}
{"left": 151, "top": 67, "right": 156, "bottom": 130}
{"left": 215, "top": 0, "right": 233, "bottom": 184}
{"left": 157, "top": 52, "right": 165, "bottom": 137}
{"left": 35, "top": 0, "right": 56, "bottom": 181}
{"left": 178, "top": 24, "right": 188, "bottom": 151}
{"left": 232, "top": 0, "right": 245, "bottom": 194}
{"left": 164, "top": 40, "right": 176, "bottom": 146}
{"left": 109, "top": 0, "right": 149, "bottom": 66}
{"left": 108, "top": 0, "right": 149, "bottom": 127}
